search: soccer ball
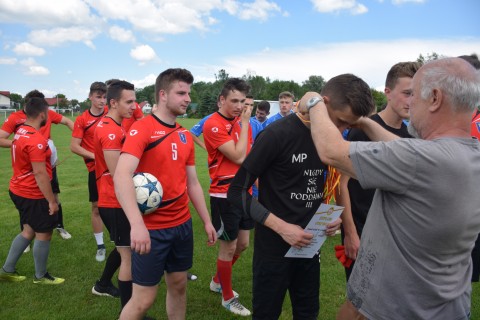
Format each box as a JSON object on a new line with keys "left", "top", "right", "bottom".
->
{"left": 133, "top": 172, "right": 163, "bottom": 214}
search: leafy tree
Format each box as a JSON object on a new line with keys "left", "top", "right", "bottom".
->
{"left": 79, "top": 98, "right": 90, "bottom": 111}
{"left": 135, "top": 84, "right": 155, "bottom": 105}
{"left": 265, "top": 80, "right": 301, "bottom": 101}
{"left": 417, "top": 52, "right": 441, "bottom": 64}
{"left": 10, "top": 93, "right": 22, "bottom": 109}
{"left": 370, "top": 88, "right": 387, "bottom": 112}
{"left": 302, "top": 75, "right": 326, "bottom": 93}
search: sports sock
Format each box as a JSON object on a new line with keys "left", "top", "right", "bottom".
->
{"left": 3, "top": 234, "right": 31, "bottom": 273}
{"left": 213, "top": 254, "right": 240, "bottom": 284}
{"left": 98, "top": 248, "right": 121, "bottom": 286}
{"left": 94, "top": 232, "right": 104, "bottom": 247}
{"left": 33, "top": 239, "right": 51, "bottom": 279}
{"left": 56, "top": 203, "right": 64, "bottom": 228}
{"left": 118, "top": 279, "right": 133, "bottom": 308}
{"left": 217, "top": 259, "right": 234, "bottom": 301}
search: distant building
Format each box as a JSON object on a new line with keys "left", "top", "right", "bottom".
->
{"left": 139, "top": 101, "right": 152, "bottom": 113}
{"left": 0, "top": 91, "right": 11, "bottom": 109}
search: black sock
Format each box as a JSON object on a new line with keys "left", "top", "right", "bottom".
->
{"left": 98, "top": 248, "right": 120, "bottom": 287}
{"left": 56, "top": 203, "right": 64, "bottom": 228}
{"left": 118, "top": 279, "right": 133, "bottom": 308}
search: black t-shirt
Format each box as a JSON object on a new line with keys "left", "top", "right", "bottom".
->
{"left": 347, "top": 113, "right": 411, "bottom": 236}
{"left": 242, "top": 114, "right": 327, "bottom": 257}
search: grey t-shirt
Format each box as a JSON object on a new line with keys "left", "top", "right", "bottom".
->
{"left": 348, "top": 137, "right": 480, "bottom": 320}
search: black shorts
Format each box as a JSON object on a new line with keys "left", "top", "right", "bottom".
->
{"left": 9, "top": 190, "right": 58, "bottom": 233}
{"left": 88, "top": 170, "right": 98, "bottom": 202}
{"left": 252, "top": 252, "right": 320, "bottom": 319}
{"left": 132, "top": 219, "right": 193, "bottom": 286}
{"left": 99, "top": 207, "right": 131, "bottom": 247}
{"left": 50, "top": 167, "right": 60, "bottom": 194}
{"left": 210, "top": 196, "right": 254, "bottom": 241}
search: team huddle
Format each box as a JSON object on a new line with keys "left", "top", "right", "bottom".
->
{"left": 1, "top": 55, "right": 480, "bottom": 320}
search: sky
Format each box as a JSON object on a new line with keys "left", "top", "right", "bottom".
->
{"left": 0, "top": 0, "right": 479, "bottom": 102}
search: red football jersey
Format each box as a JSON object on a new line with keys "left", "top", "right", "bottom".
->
{"left": 122, "top": 102, "right": 144, "bottom": 132}
{"left": 72, "top": 106, "right": 108, "bottom": 172}
{"left": 203, "top": 112, "right": 252, "bottom": 196}
{"left": 94, "top": 116, "right": 125, "bottom": 208}
{"left": 10, "top": 125, "right": 52, "bottom": 199}
{"left": 121, "top": 115, "right": 194, "bottom": 230}
{"left": 1, "top": 109, "right": 63, "bottom": 140}
{"left": 472, "top": 110, "right": 480, "bottom": 140}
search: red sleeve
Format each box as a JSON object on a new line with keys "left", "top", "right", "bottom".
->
{"left": 134, "top": 104, "right": 143, "bottom": 120}
{"left": 48, "top": 109, "right": 63, "bottom": 124}
{"left": 121, "top": 120, "right": 150, "bottom": 159}
{"left": 28, "top": 136, "right": 48, "bottom": 162}
{"left": 100, "top": 126, "right": 123, "bottom": 151}
{"left": 1, "top": 112, "right": 23, "bottom": 134}
{"left": 72, "top": 114, "right": 85, "bottom": 139}
{"left": 204, "top": 116, "right": 232, "bottom": 150}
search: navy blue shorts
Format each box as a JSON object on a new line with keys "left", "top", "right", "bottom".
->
{"left": 210, "top": 196, "right": 254, "bottom": 241}
{"left": 99, "top": 207, "right": 131, "bottom": 247}
{"left": 9, "top": 190, "right": 58, "bottom": 233}
{"left": 88, "top": 170, "right": 98, "bottom": 202}
{"left": 132, "top": 219, "right": 193, "bottom": 286}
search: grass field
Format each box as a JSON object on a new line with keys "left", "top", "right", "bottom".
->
{"left": 0, "top": 117, "right": 479, "bottom": 320}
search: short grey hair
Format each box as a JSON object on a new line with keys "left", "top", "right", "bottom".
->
{"left": 420, "top": 58, "right": 480, "bottom": 113}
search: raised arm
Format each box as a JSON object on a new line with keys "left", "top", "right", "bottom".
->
{"left": 217, "top": 105, "right": 252, "bottom": 164}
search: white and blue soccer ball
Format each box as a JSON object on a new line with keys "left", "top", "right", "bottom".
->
{"left": 133, "top": 172, "right": 163, "bottom": 214}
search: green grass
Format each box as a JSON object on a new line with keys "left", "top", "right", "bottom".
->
{"left": 0, "top": 117, "right": 478, "bottom": 319}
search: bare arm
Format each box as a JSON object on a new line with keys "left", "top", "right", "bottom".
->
{"left": 263, "top": 213, "right": 313, "bottom": 249}
{"left": 217, "top": 104, "right": 253, "bottom": 164}
{"left": 103, "top": 150, "right": 120, "bottom": 177}
{"left": 336, "top": 175, "right": 360, "bottom": 260}
{"left": 0, "top": 129, "right": 12, "bottom": 148}
{"left": 70, "top": 137, "right": 94, "bottom": 159}
{"left": 191, "top": 134, "right": 206, "bottom": 150}
{"left": 302, "top": 92, "right": 357, "bottom": 178}
{"left": 32, "top": 161, "right": 58, "bottom": 215}
{"left": 355, "top": 117, "right": 400, "bottom": 142}
{"left": 60, "top": 116, "right": 74, "bottom": 131}
{"left": 114, "top": 153, "right": 150, "bottom": 254}
{"left": 186, "top": 166, "right": 217, "bottom": 245}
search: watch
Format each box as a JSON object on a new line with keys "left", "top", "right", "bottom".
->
{"left": 306, "top": 96, "right": 324, "bottom": 111}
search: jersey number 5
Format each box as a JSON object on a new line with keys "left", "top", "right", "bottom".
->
{"left": 171, "top": 143, "right": 177, "bottom": 160}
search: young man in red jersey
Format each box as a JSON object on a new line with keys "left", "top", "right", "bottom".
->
{"left": 114, "top": 68, "right": 216, "bottom": 320}
{"left": 92, "top": 80, "right": 136, "bottom": 306}
{"left": 203, "top": 78, "right": 253, "bottom": 316}
{"left": 105, "top": 78, "right": 144, "bottom": 132}
{"left": 0, "top": 97, "right": 64, "bottom": 284}
{"left": 0, "top": 90, "right": 74, "bottom": 242}
{"left": 71, "top": 82, "right": 109, "bottom": 262}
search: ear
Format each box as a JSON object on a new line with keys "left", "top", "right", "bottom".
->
{"left": 428, "top": 88, "right": 442, "bottom": 113}
{"left": 384, "top": 87, "right": 391, "bottom": 97}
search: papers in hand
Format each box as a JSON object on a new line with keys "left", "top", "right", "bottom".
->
{"left": 284, "top": 203, "right": 343, "bottom": 258}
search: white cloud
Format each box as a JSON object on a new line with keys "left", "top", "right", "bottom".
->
{"left": 109, "top": 25, "right": 136, "bottom": 43}
{"left": 25, "top": 65, "right": 50, "bottom": 76}
{"left": 13, "top": 42, "right": 46, "bottom": 56}
{"left": 28, "top": 27, "right": 100, "bottom": 48}
{"left": 0, "top": 57, "right": 17, "bottom": 65}
{"left": 214, "top": 38, "right": 480, "bottom": 91}
{"left": 20, "top": 57, "right": 37, "bottom": 66}
{"left": 130, "top": 45, "right": 157, "bottom": 65}
{"left": 311, "top": 0, "right": 369, "bottom": 15}
{"left": 131, "top": 73, "right": 157, "bottom": 90}
{"left": 237, "top": 0, "right": 282, "bottom": 21}
{"left": 0, "top": 0, "right": 100, "bottom": 27}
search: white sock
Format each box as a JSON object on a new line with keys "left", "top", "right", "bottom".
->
{"left": 94, "top": 232, "right": 104, "bottom": 247}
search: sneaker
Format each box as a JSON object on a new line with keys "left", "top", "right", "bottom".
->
{"left": 209, "top": 278, "right": 239, "bottom": 298}
{"left": 187, "top": 272, "right": 197, "bottom": 281}
{"left": 222, "top": 297, "right": 251, "bottom": 316}
{"left": 23, "top": 245, "right": 30, "bottom": 253}
{"left": 56, "top": 227, "right": 72, "bottom": 240}
{"left": 92, "top": 281, "right": 120, "bottom": 298}
{"left": 33, "top": 272, "right": 65, "bottom": 285}
{"left": 0, "top": 268, "right": 26, "bottom": 282}
{"left": 96, "top": 248, "right": 106, "bottom": 262}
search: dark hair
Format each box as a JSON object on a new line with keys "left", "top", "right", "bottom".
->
{"left": 107, "top": 81, "right": 135, "bottom": 107}
{"left": 24, "top": 90, "right": 45, "bottom": 104}
{"left": 458, "top": 54, "right": 480, "bottom": 70}
{"left": 257, "top": 100, "right": 270, "bottom": 113}
{"left": 89, "top": 81, "right": 107, "bottom": 95}
{"left": 321, "top": 74, "right": 374, "bottom": 117}
{"left": 246, "top": 94, "right": 254, "bottom": 99}
{"left": 155, "top": 68, "right": 194, "bottom": 104}
{"left": 385, "top": 62, "right": 421, "bottom": 89}
{"left": 279, "top": 91, "right": 294, "bottom": 100}
{"left": 25, "top": 97, "right": 48, "bottom": 118}
{"left": 105, "top": 79, "right": 121, "bottom": 87}
{"left": 220, "top": 78, "right": 250, "bottom": 99}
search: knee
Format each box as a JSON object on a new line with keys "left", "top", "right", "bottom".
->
{"left": 236, "top": 240, "right": 249, "bottom": 254}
